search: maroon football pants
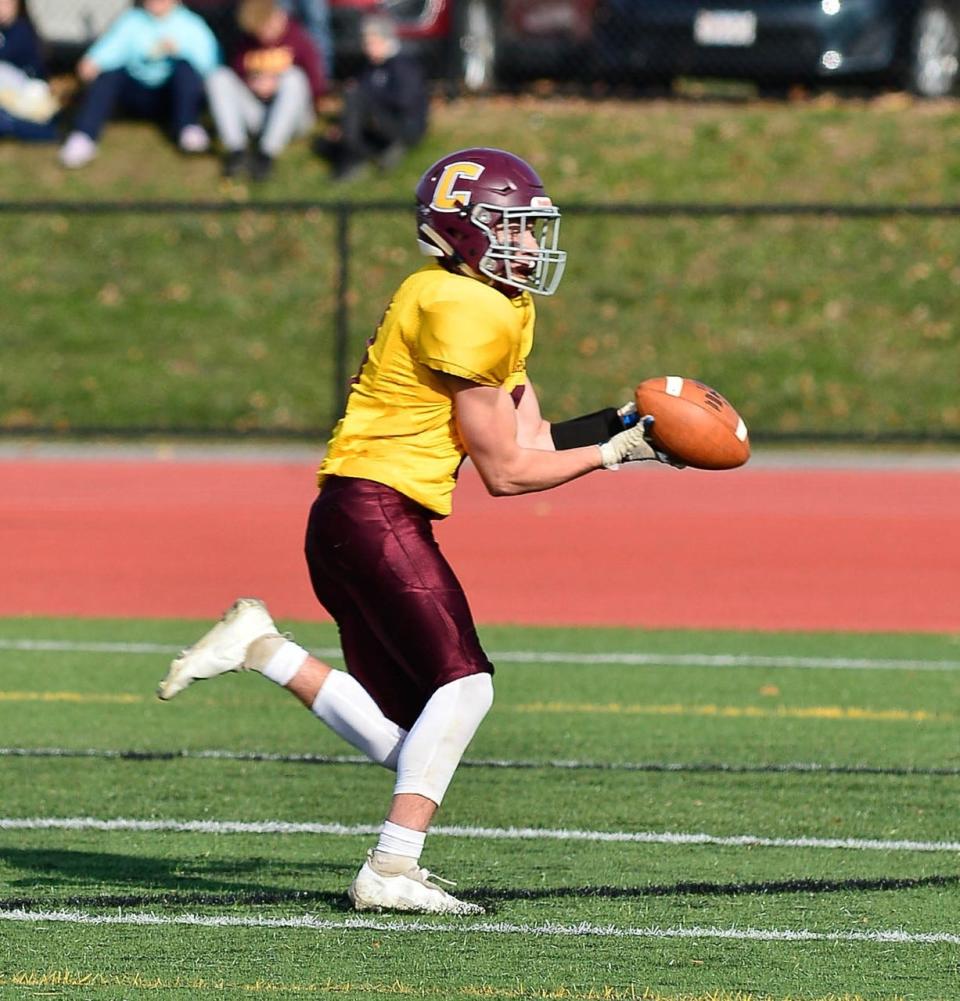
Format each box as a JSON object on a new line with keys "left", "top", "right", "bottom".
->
{"left": 304, "top": 476, "right": 493, "bottom": 730}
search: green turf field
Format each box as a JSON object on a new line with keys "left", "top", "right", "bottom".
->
{"left": 1, "top": 617, "right": 959, "bottom": 1000}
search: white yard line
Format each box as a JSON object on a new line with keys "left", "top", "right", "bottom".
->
{"left": 1, "top": 638, "right": 958, "bottom": 672}
{"left": 0, "top": 908, "right": 957, "bottom": 945}
{"left": 2, "top": 816, "right": 957, "bottom": 853}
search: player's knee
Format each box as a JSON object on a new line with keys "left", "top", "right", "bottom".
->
{"left": 392, "top": 672, "right": 494, "bottom": 805}
{"left": 457, "top": 671, "right": 494, "bottom": 724}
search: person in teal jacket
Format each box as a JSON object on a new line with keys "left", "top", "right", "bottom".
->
{"left": 59, "top": 0, "right": 220, "bottom": 169}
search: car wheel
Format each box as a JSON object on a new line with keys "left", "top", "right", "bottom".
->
{"left": 448, "top": 0, "right": 499, "bottom": 93}
{"left": 906, "top": 1, "right": 960, "bottom": 96}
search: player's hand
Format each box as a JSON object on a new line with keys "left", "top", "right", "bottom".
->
{"left": 598, "top": 416, "right": 684, "bottom": 469}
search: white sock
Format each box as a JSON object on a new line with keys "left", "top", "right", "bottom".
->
{"left": 393, "top": 673, "right": 493, "bottom": 804}
{"left": 311, "top": 670, "right": 407, "bottom": 769}
{"left": 374, "top": 820, "right": 426, "bottom": 864}
{"left": 260, "top": 640, "right": 309, "bottom": 687}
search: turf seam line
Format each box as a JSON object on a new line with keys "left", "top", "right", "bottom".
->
{"left": 2, "top": 746, "right": 957, "bottom": 776}
{"left": 2, "top": 816, "right": 958, "bottom": 852}
{"left": 2, "top": 909, "right": 958, "bottom": 945}
{"left": 2, "top": 638, "right": 959, "bottom": 671}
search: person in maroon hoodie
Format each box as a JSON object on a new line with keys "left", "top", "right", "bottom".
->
{"left": 205, "top": 0, "right": 326, "bottom": 180}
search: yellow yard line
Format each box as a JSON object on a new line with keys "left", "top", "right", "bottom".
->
{"left": 0, "top": 691, "right": 142, "bottom": 704}
{"left": 509, "top": 702, "right": 948, "bottom": 723}
{"left": 0, "top": 691, "right": 946, "bottom": 720}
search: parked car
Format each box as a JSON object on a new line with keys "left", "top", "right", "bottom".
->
{"left": 496, "top": 0, "right": 599, "bottom": 85}
{"left": 597, "top": 0, "right": 960, "bottom": 98}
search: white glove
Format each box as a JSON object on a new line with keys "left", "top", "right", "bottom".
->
{"left": 598, "top": 416, "right": 683, "bottom": 469}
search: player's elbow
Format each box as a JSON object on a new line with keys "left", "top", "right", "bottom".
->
{"left": 471, "top": 460, "right": 526, "bottom": 497}
{"left": 480, "top": 471, "right": 522, "bottom": 497}
{"left": 465, "top": 449, "right": 530, "bottom": 497}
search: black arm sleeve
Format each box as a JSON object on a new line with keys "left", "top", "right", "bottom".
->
{"left": 550, "top": 408, "right": 625, "bottom": 450}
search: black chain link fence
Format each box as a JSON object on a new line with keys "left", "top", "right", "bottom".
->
{"left": 2, "top": 197, "right": 959, "bottom": 443}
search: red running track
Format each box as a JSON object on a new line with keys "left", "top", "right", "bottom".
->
{"left": 1, "top": 456, "right": 957, "bottom": 632}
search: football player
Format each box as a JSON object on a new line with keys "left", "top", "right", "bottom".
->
{"left": 157, "top": 147, "right": 676, "bottom": 914}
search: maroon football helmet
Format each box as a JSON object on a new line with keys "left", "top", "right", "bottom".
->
{"left": 415, "top": 147, "right": 566, "bottom": 296}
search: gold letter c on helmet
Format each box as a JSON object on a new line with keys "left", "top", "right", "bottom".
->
{"left": 431, "top": 161, "right": 486, "bottom": 212}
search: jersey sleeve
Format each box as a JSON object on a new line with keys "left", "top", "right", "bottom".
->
{"left": 414, "top": 293, "right": 519, "bottom": 387}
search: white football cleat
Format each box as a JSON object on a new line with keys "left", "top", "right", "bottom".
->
{"left": 348, "top": 852, "right": 484, "bottom": 915}
{"left": 157, "top": 597, "right": 278, "bottom": 701}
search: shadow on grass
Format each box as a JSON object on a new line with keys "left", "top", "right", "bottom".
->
{"left": 0, "top": 846, "right": 354, "bottom": 909}
{"left": 2, "top": 864, "right": 956, "bottom": 916}
{"left": 470, "top": 873, "right": 960, "bottom": 908}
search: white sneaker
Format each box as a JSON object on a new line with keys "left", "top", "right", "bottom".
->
{"left": 178, "top": 123, "right": 210, "bottom": 154}
{"left": 348, "top": 851, "right": 485, "bottom": 915}
{"left": 59, "top": 131, "right": 97, "bottom": 169}
{"left": 157, "top": 597, "right": 278, "bottom": 701}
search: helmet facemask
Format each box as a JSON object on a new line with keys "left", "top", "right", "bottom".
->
{"left": 472, "top": 200, "right": 566, "bottom": 297}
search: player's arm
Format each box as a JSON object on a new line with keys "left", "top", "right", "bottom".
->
{"left": 450, "top": 376, "right": 668, "bottom": 494}
{"left": 535, "top": 385, "right": 683, "bottom": 467}
{"left": 548, "top": 401, "right": 640, "bottom": 449}
{"left": 515, "top": 374, "right": 644, "bottom": 452}
{"left": 514, "top": 378, "right": 555, "bottom": 450}
{"left": 449, "top": 376, "right": 603, "bottom": 496}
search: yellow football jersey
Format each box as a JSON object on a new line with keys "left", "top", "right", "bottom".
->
{"left": 318, "top": 263, "right": 536, "bottom": 516}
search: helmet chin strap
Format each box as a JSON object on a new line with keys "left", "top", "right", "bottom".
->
{"left": 418, "top": 224, "right": 477, "bottom": 279}
{"left": 417, "top": 224, "right": 453, "bottom": 257}
{"left": 417, "top": 239, "right": 444, "bottom": 258}
{"left": 419, "top": 223, "right": 479, "bottom": 279}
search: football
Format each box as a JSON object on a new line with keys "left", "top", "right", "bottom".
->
{"left": 634, "top": 376, "right": 750, "bottom": 470}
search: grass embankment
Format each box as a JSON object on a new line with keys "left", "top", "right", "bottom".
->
{"left": 1, "top": 94, "right": 958, "bottom": 439}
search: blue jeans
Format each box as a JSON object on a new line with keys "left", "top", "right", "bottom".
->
{"left": 0, "top": 108, "right": 57, "bottom": 142}
{"left": 72, "top": 59, "right": 206, "bottom": 140}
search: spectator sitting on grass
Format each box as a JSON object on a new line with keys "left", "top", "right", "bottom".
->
{"left": 206, "top": 0, "right": 327, "bottom": 181}
{"left": 59, "top": 0, "right": 220, "bottom": 170}
{"left": 312, "top": 13, "right": 428, "bottom": 182}
{"left": 0, "top": 0, "right": 59, "bottom": 141}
